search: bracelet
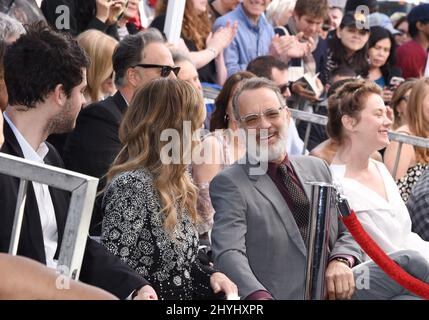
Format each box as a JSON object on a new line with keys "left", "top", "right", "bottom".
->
{"left": 333, "top": 257, "right": 351, "bottom": 268}
{"left": 206, "top": 47, "right": 217, "bottom": 59}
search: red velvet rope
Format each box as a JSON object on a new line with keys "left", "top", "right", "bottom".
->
{"left": 342, "top": 210, "right": 429, "bottom": 299}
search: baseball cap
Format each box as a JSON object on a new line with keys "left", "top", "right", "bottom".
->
{"left": 407, "top": 3, "right": 429, "bottom": 24}
{"left": 344, "top": 0, "right": 378, "bottom": 12}
{"left": 340, "top": 11, "right": 370, "bottom": 30}
{"left": 328, "top": 0, "right": 346, "bottom": 9}
{"left": 369, "top": 12, "right": 400, "bottom": 35}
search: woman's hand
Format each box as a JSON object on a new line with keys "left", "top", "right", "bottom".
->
{"left": 206, "top": 21, "right": 238, "bottom": 56}
{"left": 132, "top": 285, "right": 158, "bottom": 300}
{"left": 95, "top": 0, "right": 113, "bottom": 23}
{"left": 107, "top": 0, "right": 127, "bottom": 24}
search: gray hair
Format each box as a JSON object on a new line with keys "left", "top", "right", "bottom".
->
{"left": 112, "top": 27, "right": 164, "bottom": 87}
{"left": 232, "top": 77, "right": 285, "bottom": 123}
{"left": 266, "top": 0, "right": 296, "bottom": 25}
{"left": 172, "top": 51, "right": 195, "bottom": 66}
{"left": 0, "top": 12, "right": 25, "bottom": 42}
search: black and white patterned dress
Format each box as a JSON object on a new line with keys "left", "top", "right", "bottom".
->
{"left": 396, "top": 163, "right": 429, "bottom": 203}
{"left": 101, "top": 168, "right": 214, "bottom": 300}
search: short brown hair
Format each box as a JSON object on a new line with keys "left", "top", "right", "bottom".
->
{"left": 294, "top": 0, "right": 328, "bottom": 19}
{"left": 327, "top": 79, "right": 382, "bottom": 143}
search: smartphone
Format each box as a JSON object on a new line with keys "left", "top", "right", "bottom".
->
{"left": 389, "top": 76, "right": 405, "bottom": 90}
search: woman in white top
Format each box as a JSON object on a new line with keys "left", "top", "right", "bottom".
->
{"left": 326, "top": 79, "right": 429, "bottom": 263}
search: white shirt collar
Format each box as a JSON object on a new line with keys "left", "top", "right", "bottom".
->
{"left": 3, "top": 112, "right": 49, "bottom": 163}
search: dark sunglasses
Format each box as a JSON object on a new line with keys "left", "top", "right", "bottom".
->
{"left": 132, "top": 64, "right": 181, "bottom": 77}
{"left": 278, "top": 82, "right": 292, "bottom": 95}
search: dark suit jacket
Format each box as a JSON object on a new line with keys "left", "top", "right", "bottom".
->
{"left": 0, "top": 121, "right": 149, "bottom": 299}
{"left": 63, "top": 92, "right": 127, "bottom": 234}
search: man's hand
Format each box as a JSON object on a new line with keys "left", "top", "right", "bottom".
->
{"left": 269, "top": 33, "right": 314, "bottom": 63}
{"left": 325, "top": 260, "right": 355, "bottom": 300}
{"left": 206, "top": 21, "right": 238, "bottom": 57}
{"left": 210, "top": 272, "right": 238, "bottom": 299}
{"left": 133, "top": 285, "right": 158, "bottom": 300}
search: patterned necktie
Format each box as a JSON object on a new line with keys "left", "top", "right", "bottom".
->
{"left": 278, "top": 164, "right": 310, "bottom": 246}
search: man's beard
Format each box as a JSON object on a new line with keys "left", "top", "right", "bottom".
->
{"left": 247, "top": 123, "right": 289, "bottom": 163}
{"left": 265, "top": 124, "right": 288, "bottom": 162}
{"left": 47, "top": 100, "right": 77, "bottom": 135}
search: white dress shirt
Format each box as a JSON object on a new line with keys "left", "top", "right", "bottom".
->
{"left": 4, "top": 113, "right": 59, "bottom": 268}
{"left": 330, "top": 159, "right": 429, "bottom": 263}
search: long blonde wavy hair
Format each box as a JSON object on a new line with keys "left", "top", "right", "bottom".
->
{"left": 406, "top": 77, "right": 429, "bottom": 163}
{"left": 77, "top": 30, "right": 118, "bottom": 102}
{"left": 106, "top": 79, "right": 205, "bottom": 232}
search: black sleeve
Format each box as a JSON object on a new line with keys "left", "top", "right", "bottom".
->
{"left": 86, "top": 17, "right": 119, "bottom": 40}
{"left": 79, "top": 238, "right": 150, "bottom": 299}
{"left": 149, "top": 14, "right": 166, "bottom": 34}
{"left": 63, "top": 105, "right": 121, "bottom": 179}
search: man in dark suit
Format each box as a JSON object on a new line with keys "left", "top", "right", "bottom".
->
{"left": 63, "top": 28, "right": 179, "bottom": 234}
{"left": 1, "top": 23, "right": 156, "bottom": 299}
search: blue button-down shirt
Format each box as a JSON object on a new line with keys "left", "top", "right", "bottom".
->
{"left": 213, "top": 4, "right": 274, "bottom": 77}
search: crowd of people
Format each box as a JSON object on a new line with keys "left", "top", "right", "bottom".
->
{"left": 1, "top": 0, "right": 429, "bottom": 300}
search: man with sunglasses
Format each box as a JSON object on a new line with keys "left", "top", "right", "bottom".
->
{"left": 63, "top": 28, "right": 179, "bottom": 235}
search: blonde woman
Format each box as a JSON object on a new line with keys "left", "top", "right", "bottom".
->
{"left": 384, "top": 78, "right": 429, "bottom": 202}
{"left": 77, "top": 29, "right": 118, "bottom": 104}
{"left": 101, "top": 79, "right": 237, "bottom": 300}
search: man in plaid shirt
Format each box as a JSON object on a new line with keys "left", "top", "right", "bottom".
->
{"left": 407, "top": 169, "right": 429, "bottom": 241}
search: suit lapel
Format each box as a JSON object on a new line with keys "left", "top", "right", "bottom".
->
{"left": 246, "top": 162, "right": 307, "bottom": 257}
{"left": 112, "top": 91, "right": 128, "bottom": 116}
{"left": 2, "top": 122, "right": 47, "bottom": 262}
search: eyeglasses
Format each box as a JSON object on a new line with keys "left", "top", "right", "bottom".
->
{"left": 239, "top": 105, "right": 287, "bottom": 128}
{"left": 278, "top": 82, "right": 291, "bottom": 95}
{"left": 132, "top": 64, "right": 181, "bottom": 77}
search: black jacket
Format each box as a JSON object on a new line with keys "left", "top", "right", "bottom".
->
{"left": 63, "top": 91, "right": 127, "bottom": 179}
{"left": 63, "top": 91, "right": 127, "bottom": 235}
{"left": 0, "top": 120, "right": 149, "bottom": 299}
